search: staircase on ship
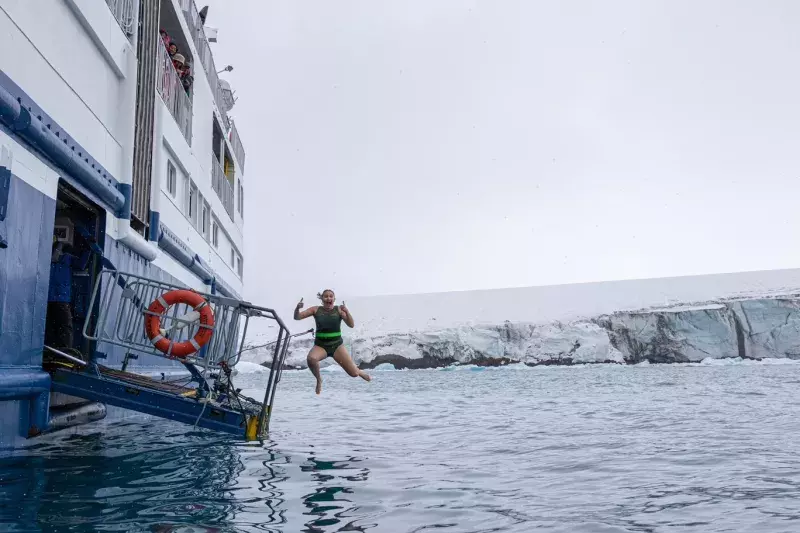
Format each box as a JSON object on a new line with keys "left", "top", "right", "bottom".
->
{"left": 43, "top": 268, "right": 294, "bottom": 440}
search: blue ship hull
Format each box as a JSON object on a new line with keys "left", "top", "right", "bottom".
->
{"left": 0, "top": 172, "right": 190, "bottom": 451}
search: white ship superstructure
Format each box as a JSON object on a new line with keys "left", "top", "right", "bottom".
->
{"left": 0, "top": 0, "right": 273, "bottom": 449}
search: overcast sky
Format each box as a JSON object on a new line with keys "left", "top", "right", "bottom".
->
{"left": 203, "top": 0, "right": 800, "bottom": 316}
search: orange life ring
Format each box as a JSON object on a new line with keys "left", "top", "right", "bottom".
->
{"left": 144, "top": 290, "right": 215, "bottom": 358}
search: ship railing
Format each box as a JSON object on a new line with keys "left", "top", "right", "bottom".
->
{"left": 157, "top": 43, "right": 193, "bottom": 144}
{"left": 106, "top": 0, "right": 136, "bottom": 38}
{"left": 215, "top": 81, "right": 230, "bottom": 130}
{"left": 229, "top": 121, "right": 246, "bottom": 172}
{"left": 82, "top": 270, "right": 290, "bottom": 372}
{"left": 77, "top": 268, "right": 293, "bottom": 436}
{"left": 178, "top": 0, "right": 230, "bottom": 129}
{"left": 211, "top": 156, "right": 235, "bottom": 220}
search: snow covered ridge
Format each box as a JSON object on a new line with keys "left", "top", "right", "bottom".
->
{"left": 256, "top": 296, "right": 800, "bottom": 369}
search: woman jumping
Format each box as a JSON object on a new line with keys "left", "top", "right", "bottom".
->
{"left": 294, "top": 289, "right": 371, "bottom": 394}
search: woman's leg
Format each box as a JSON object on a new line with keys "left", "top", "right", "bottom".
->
{"left": 307, "top": 345, "right": 328, "bottom": 394}
{"left": 332, "top": 344, "right": 371, "bottom": 382}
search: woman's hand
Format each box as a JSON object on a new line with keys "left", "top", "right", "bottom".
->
{"left": 339, "top": 301, "right": 354, "bottom": 327}
{"left": 294, "top": 298, "right": 306, "bottom": 320}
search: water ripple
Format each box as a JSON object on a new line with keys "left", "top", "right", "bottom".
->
{"left": 3, "top": 364, "right": 800, "bottom": 531}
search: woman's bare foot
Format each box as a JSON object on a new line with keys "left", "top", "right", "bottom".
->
{"left": 359, "top": 371, "right": 371, "bottom": 382}
{"left": 315, "top": 379, "right": 323, "bottom": 395}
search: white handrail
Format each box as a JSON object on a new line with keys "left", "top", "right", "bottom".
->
{"left": 178, "top": 0, "right": 228, "bottom": 127}
{"left": 229, "top": 121, "right": 246, "bottom": 171}
{"left": 157, "top": 44, "right": 193, "bottom": 144}
{"left": 105, "top": 0, "right": 136, "bottom": 37}
{"left": 211, "top": 156, "right": 235, "bottom": 220}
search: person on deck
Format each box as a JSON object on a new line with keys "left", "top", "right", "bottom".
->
{"left": 180, "top": 60, "right": 194, "bottom": 95}
{"left": 294, "top": 289, "right": 371, "bottom": 394}
{"left": 46, "top": 235, "right": 91, "bottom": 351}
{"left": 172, "top": 53, "right": 186, "bottom": 73}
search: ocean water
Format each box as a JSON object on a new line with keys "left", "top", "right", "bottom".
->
{"left": 5, "top": 361, "right": 800, "bottom": 532}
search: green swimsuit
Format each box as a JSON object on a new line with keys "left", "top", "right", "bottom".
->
{"left": 314, "top": 306, "right": 343, "bottom": 357}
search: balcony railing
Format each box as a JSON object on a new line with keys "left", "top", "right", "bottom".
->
{"left": 228, "top": 121, "right": 246, "bottom": 172}
{"left": 157, "top": 44, "right": 193, "bottom": 144}
{"left": 211, "top": 156, "right": 235, "bottom": 220}
{"left": 215, "top": 81, "right": 230, "bottom": 130}
{"left": 106, "top": 0, "right": 136, "bottom": 37}
{"left": 179, "top": 0, "right": 230, "bottom": 128}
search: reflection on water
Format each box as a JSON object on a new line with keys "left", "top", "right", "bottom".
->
{"left": 0, "top": 417, "right": 377, "bottom": 532}
{"left": 4, "top": 364, "right": 800, "bottom": 532}
{"left": 1, "top": 425, "right": 252, "bottom": 532}
{"left": 300, "top": 455, "right": 372, "bottom": 533}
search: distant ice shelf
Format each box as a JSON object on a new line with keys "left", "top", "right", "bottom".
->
{"left": 246, "top": 294, "right": 800, "bottom": 370}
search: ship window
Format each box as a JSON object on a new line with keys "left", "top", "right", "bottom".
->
{"left": 201, "top": 200, "right": 210, "bottom": 239}
{"left": 224, "top": 156, "right": 235, "bottom": 182}
{"left": 182, "top": 175, "right": 189, "bottom": 213}
{"left": 188, "top": 182, "right": 198, "bottom": 225}
{"left": 167, "top": 160, "right": 176, "bottom": 197}
{"left": 186, "top": 185, "right": 193, "bottom": 217}
{"left": 230, "top": 247, "right": 235, "bottom": 267}
{"left": 236, "top": 255, "right": 243, "bottom": 277}
{"left": 212, "top": 218, "right": 219, "bottom": 248}
{"left": 194, "top": 191, "right": 204, "bottom": 231}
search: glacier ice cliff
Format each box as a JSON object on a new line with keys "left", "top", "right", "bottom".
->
{"left": 598, "top": 298, "right": 800, "bottom": 364}
{"left": 254, "top": 296, "right": 800, "bottom": 369}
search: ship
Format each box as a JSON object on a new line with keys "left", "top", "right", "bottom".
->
{"left": 0, "top": 0, "right": 292, "bottom": 451}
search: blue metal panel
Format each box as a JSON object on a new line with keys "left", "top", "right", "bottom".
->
{"left": 117, "top": 183, "right": 132, "bottom": 219}
{"left": 0, "top": 166, "right": 9, "bottom": 222}
{"left": 51, "top": 369, "right": 249, "bottom": 436}
{"left": 157, "top": 223, "right": 194, "bottom": 267}
{"left": 0, "top": 400, "right": 23, "bottom": 451}
{"left": 0, "top": 369, "right": 51, "bottom": 437}
{"left": 0, "top": 174, "right": 54, "bottom": 446}
{"left": 148, "top": 210, "right": 160, "bottom": 241}
{"left": 0, "top": 174, "right": 54, "bottom": 445}
{"left": 0, "top": 166, "right": 9, "bottom": 249}
{"left": 191, "top": 254, "right": 213, "bottom": 284}
{"left": 0, "top": 368, "right": 50, "bottom": 399}
{"left": 0, "top": 174, "right": 55, "bottom": 367}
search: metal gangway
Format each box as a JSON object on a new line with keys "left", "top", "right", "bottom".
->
{"left": 46, "top": 268, "right": 298, "bottom": 440}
